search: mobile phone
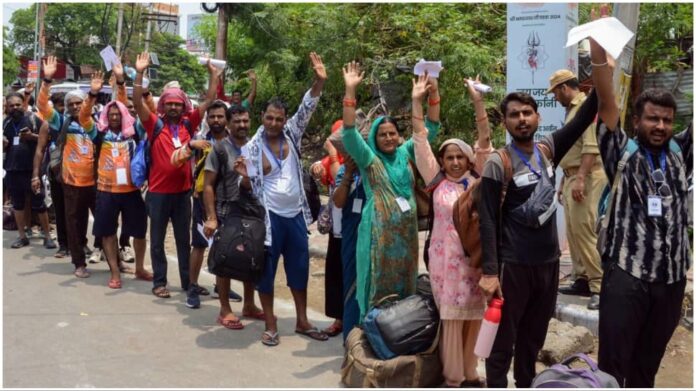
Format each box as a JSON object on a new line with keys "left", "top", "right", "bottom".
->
{"left": 19, "top": 127, "right": 30, "bottom": 133}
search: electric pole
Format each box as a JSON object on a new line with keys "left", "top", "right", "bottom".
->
{"left": 612, "top": 3, "right": 640, "bottom": 129}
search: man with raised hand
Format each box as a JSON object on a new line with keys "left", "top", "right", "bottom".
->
{"left": 132, "top": 52, "right": 221, "bottom": 299}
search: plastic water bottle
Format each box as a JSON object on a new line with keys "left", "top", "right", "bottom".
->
{"left": 468, "top": 80, "right": 493, "bottom": 94}
{"left": 474, "top": 297, "right": 504, "bottom": 358}
{"left": 124, "top": 66, "right": 137, "bottom": 80}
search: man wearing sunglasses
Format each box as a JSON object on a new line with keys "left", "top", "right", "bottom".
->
{"left": 589, "top": 34, "right": 692, "bottom": 388}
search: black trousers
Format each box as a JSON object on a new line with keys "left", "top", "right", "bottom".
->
{"left": 598, "top": 263, "right": 686, "bottom": 388}
{"left": 63, "top": 184, "right": 96, "bottom": 268}
{"left": 324, "top": 233, "right": 344, "bottom": 319}
{"left": 485, "top": 261, "right": 559, "bottom": 388}
{"left": 48, "top": 172, "right": 67, "bottom": 248}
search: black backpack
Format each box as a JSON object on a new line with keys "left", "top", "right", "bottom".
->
{"left": 207, "top": 144, "right": 267, "bottom": 282}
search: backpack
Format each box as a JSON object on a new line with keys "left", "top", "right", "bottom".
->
{"left": 131, "top": 118, "right": 194, "bottom": 188}
{"left": 48, "top": 116, "right": 76, "bottom": 184}
{"left": 427, "top": 148, "right": 512, "bottom": 269}
{"left": 193, "top": 147, "right": 212, "bottom": 194}
{"left": 531, "top": 353, "right": 619, "bottom": 388}
{"left": 595, "top": 138, "right": 682, "bottom": 261}
{"left": 207, "top": 144, "right": 266, "bottom": 282}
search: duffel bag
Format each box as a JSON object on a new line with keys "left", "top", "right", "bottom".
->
{"left": 207, "top": 213, "right": 265, "bottom": 282}
{"left": 363, "top": 293, "right": 440, "bottom": 360}
{"left": 341, "top": 326, "right": 443, "bottom": 388}
{"left": 531, "top": 353, "right": 619, "bottom": 388}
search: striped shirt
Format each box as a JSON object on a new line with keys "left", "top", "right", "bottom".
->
{"left": 598, "top": 123, "right": 692, "bottom": 284}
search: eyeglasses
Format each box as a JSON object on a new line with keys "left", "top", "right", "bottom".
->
{"left": 651, "top": 169, "right": 672, "bottom": 197}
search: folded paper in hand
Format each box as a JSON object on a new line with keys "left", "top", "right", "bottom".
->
{"left": 199, "top": 57, "right": 227, "bottom": 69}
{"left": 565, "top": 17, "right": 634, "bottom": 60}
{"left": 413, "top": 60, "right": 443, "bottom": 78}
{"left": 197, "top": 223, "right": 214, "bottom": 247}
{"left": 240, "top": 145, "right": 258, "bottom": 178}
{"left": 99, "top": 46, "right": 119, "bottom": 72}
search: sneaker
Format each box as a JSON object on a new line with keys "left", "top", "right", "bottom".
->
{"left": 11, "top": 237, "right": 30, "bottom": 249}
{"left": 119, "top": 246, "right": 135, "bottom": 263}
{"left": 186, "top": 284, "right": 201, "bottom": 309}
{"left": 212, "top": 285, "right": 242, "bottom": 302}
{"left": 25, "top": 227, "right": 33, "bottom": 239}
{"left": 88, "top": 250, "right": 104, "bottom": 264}
{"left": 43, "top": 237, "right": 57, "bottom": 249}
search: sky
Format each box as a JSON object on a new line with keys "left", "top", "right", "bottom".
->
{"left": 2, "top": 2, "right": 206, "bottom": 42}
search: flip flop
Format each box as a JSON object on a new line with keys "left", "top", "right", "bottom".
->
{"left": 217, "top": 315, "right": 244, "bottom": 330}
{"left": 108, "top": 279, "right": 122, "bottom": 289}
{"left": 261, "top": 330, "right": 280, "bottom": 347}
{"left": 322, "top": 323, "right": 343, "bottom": 337}
{"left": 135, "top": 271, "right": 154, "bottom": 281}
{"left": 152, "top": 286, "right": 171, "bottom": 298}
{"left": 295, "top": 327, "right": 329, "bottom": 341}
{"left": 242, "top": 310, "right": 266, "bottom": 320}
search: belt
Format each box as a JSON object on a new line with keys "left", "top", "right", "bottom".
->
{"left": 563, "top": 165, "right": 603, "bottom": 178}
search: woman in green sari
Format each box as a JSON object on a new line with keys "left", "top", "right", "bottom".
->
{"left": 341, "top": 62, "right": 441, "bottom": 318}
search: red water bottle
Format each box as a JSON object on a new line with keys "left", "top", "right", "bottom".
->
{"left": 474, "top": 297, "right": 504, "bottom": 358}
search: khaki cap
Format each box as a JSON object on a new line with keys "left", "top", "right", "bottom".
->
{"left": 545, "top": 69, "right": 577, "bottom": 94}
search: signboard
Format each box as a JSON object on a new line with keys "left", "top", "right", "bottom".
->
{"left": 507, "top": 3, "right": 578, "bottom": 142}
{"left": 28, "top": 61, "right": 39, "bottom": 81}
{"left": 152, "top": 3, "right": 179, "bottom": 15}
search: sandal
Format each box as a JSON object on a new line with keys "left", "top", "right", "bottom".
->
{"left": 217, "top": 315, "right": 244, "bottom": 330}
{"left": 108, "top": 279, "right": 122, "bottom": 289}
{"left": 152, "top": 286, "right": 171, "bottom": 298}
{"left": 242, "top": 309, "right": 266, "bottom": 320}
{"left": 295, "top": 326, "right": 329, "bottom": 341}
{"left": 261, "top": 330, "right": 280, "bottom": 347}
{"left": 73, "top": 267, "right": 91, "bottom": 278}
{"left": 322, "top": 322, "right": 343, "bottom": 337}
{"left": 135, "top": 270, "right": 154, "bottom": 281}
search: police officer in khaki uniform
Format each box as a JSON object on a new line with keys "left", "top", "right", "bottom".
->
{"left": 546, "top": 69, "right": 607, "bottom": 310}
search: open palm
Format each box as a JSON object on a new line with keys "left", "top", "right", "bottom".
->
{"left": 91, "top": 70, "right": 104, "bottom": 93}
{"left": 342, "top": 61, "right": 364, "bottom": 89}
{"left": 310, "top": 52, "right": 327, "bottom": 81}
{"left": 135, "top": 52, "right": 150, "bottom": 73}
{"left": 43, "top": 56, "right": 58, "bottom": 79}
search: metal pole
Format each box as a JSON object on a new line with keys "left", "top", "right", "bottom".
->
{"left": 144, "top": 3, "right": 152, "bottom": 52}
{"left": 612, "top": 3, "right": 640, "bottom": 129}
{"left": 34, "top": 4, "right": 46, "bottom": 105}
{"left": 114, "top": 3, "right": 124, "bottom": 100}
{"left": 33, "top": 4, "right": 39, "bottom": 62}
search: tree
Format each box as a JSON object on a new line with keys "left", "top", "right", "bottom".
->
{"left": 3, "top": 27, "right": 20, "bottom": 86}
{"left": 147, "top": 32, "right": 208, "bottom": 95}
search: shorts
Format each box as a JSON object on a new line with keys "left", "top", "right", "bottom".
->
{"left": 93, "top": 190, "right": 147, "bottom": 238}
{"left": 6, "top": 170, "right": 47, "bottom": 212}
{"left": 191, "top": 196, "right": 209, "bottom": 249}
{"left": 256, "top": 211, "right": 309, "bottom": 294}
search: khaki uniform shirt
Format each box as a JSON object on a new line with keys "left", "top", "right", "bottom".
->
{"left": 559, "top": 92, "right": 602, "bottom": 171}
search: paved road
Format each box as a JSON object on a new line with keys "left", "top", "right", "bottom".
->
{"left": 3, "top": 233, "right": 344, "bottom": 388}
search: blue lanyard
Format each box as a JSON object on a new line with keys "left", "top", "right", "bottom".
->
{"left": 11, "top": 121, "right": 23, "bottom": 136}
{"left": 170, "top": 124, "right": 180, "bottom": 140}
{"left": 643, "top": 148, "right": 667, "bottom": 173}
{"left": 263, "top": 133, "right": 284, "bottom": 169}
{"left": 511, "top": 143, "right": 543, "bottom": 178}
{"left": 459, "top": 178, "right": 469, "bottom": 190}
{"left": 230, "top": 138, "right": 242, "bottom": 155}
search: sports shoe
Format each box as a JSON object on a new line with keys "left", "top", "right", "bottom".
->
{"left": 212, "top": 285, "right": 242, "bottom": 302}
{"left": 587, "top": 294, "right": 600, "bottom": 310}
{"left": 25, "top": 227, "right": 33, "bottom": 239}
{"left": 119, "top": 246, "right": 135, "bottom": 263}
{"left": 186, "top": 283, "right": 201, "bottom": 309}
{"left": 43, "top": 237, "right": 57, "bottom": 249}
{"left": 83, "top": 245, "right": 93, "bottom": 256}
{"left": 88, "top": 250, "right": 104, "bottom": 264}
{"left": 11, "top": 237, "right": 30, "bottom": 249}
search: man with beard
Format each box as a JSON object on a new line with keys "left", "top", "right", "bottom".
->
{"left": 588, "top": 17, "right": 692, "bottom": 386}
{"left": 202, "top": 104, "right": 265, "bottom": 326}
{"left": 4, "top": 92, "right": 56, "bottom": 250}
{"left": 477, "top": 88, "right": 600, "bottom": 386}
{"left": 132, "top": 52, "right": 221, "bottom": 299}
{"left": 37, "top": 56, "right": 97, "bottom": 278}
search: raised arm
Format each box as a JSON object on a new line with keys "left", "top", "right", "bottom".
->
{"left": 30, "top": 121, "right": 50, "bottom": 194}
{"left": 37, "top": 56, "right": 58, "bottom": 122}
{"left": 341, "top": 61, "right": 374, "bottom": 169}
{"left": 133, "top": 52, "right": 154, "bottom": 126}
{"left": 246, "top": 69, "right": 257, "bottom": 106}
{"left": 589, "top": 5, "right": 619, "bottom": 131}
{"left": 309, "top": 52, "right": 327, "bottom": 98}
{"left": 286, "top": 52, "right": 326, "bottom": 140}
{"left": 197, "top": 59, "right": 223, "bottom": 117}
{"left": 112, "top": 61, "right": 128, "bottom": 105}
{"left": 466, "top": 76, "right": 492, "bottom": 150}
{"left": 79, "top": 70, "right": 103, "bottom": 132}
{"left": 404, "top": 73, "right": 440, "bottom": 161}
{"left": 411, "top": 73, "right": 441, "bottom": 183}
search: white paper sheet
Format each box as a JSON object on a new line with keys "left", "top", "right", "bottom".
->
{"left": 565, "top": 17, "right": 634, "bottom": 60}
{"left": 413, "top": 59, "right": 443, "bottom": 78}
{"left": 99, "top": 46, "right": 119, "bottom": 72}
{"left": 199, "top": 57, "right": 227, "bottom": 69}
{"left": 240, "top": 145, "right": 258, "bottom": 178}
{"left": 197, "top": 223, "right": 214, "bottom": 247}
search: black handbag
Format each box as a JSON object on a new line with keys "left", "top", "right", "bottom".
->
{"left": 207, "top": 210, "right": 266, "bottom": 282}
{"left": 365, "top": 293, "right": 440, "bottom": 358}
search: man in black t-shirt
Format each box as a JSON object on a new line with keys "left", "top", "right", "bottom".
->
{"left": 3, "top": 92, "right": 56, "bottom": 249}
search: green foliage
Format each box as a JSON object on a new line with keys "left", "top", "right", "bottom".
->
{"left": 634, "top": 3, "right": 692, "bottom": 73}
{"left": 3, "top": 27, "right": 20, "bottom": 86}
{"left": 148, "top": 32, "right": 208, "bottom": 96}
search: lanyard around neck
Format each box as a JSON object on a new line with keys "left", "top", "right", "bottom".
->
{"left": 264, "top": 133, "right": 285, "bottom": 169}
{"left": 511, "top": 143, "right": 543, "bottom": 178}
{"left": 643, "top": 147, "right": 667, "bottom": 173}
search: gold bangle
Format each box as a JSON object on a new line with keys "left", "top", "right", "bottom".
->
{"left": 591, "top": 61, "right": 608, "bottom": 67}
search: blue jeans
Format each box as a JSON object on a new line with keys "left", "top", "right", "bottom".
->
{"left": 146, "top": 191, "right": 191, "bottom": 290}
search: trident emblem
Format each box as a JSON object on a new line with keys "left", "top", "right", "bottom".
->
{"left": 527, "top": 31, "right": 541, "bottom": 83}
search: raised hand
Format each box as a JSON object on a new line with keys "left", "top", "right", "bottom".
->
{"left": 246, "top": 69, "right": 257, "bottom": 81}
{"left": 309, "top": 52, "right": 327, "bottom": 81}
{"left": 90, "top": 70, "right": 105, "bottom": 94}
{"left": 324, "top": 139, "right": 338, "bottom": 156}
{"left": 411, "top": 71, "right": 432, "bottom": 101}
{"left": 24, "top": 81, "right": 36, "bottom": 95}
{"left": 342, "top": 61, "right": 364, "bottom": 90}
{"left": 43, "top": 56, "right": 58, "bottom": 80}
{"left": 465, "top": 75, "right": 484, "bottom": 102}
{"left": 135, "top": 52, "right": 150, "bottom": 73}
{"left": 112, "top": 60, "right": 125, "bottom": 81}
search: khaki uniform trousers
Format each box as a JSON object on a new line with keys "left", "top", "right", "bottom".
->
{"left": 562, "top": 169, "right": 607, "bottom": 293}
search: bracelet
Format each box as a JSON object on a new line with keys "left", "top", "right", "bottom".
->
{"left": 116, "top": 79, "right": 125, "bottom": 85}
{"left": 43, "top": 78, "right": 53, "bottom": 84}
{"left": 591, "top": 61, "right": 608, "bottom": 67}
{"left": 428, "top": 98, "right": 440, "bottom": 106}
{"left": 88, "top": 91, "right": 99, "bottom": 98}
{"left": 31, "top": 177, "right": 40, "bottom": 181}
{"left": 134, "top": 83, "right": 143, "bottom": 87}
{"left": 412, "top": 115, "right": 424, "bottom": 121}
{"left": 343, "top": 98, "right": 357, "bottom": 107}
{"left": 476, "top": 115, "right": 488, "bottom": 123}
